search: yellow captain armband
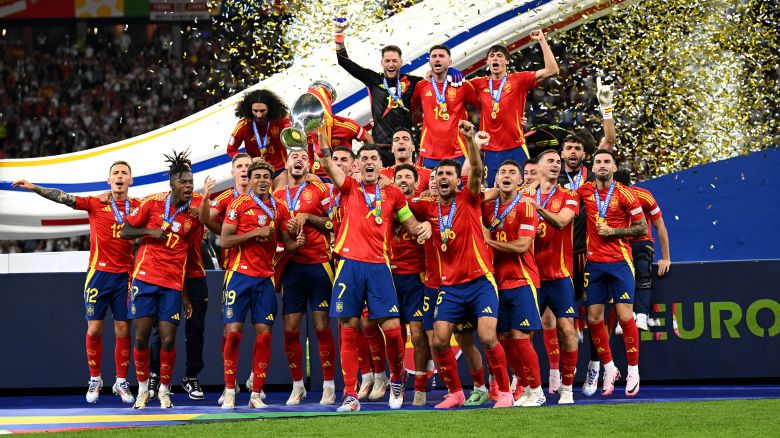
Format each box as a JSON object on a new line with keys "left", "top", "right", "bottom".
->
{"left": 396, "top": 205, "right": 414, "bottom": 222}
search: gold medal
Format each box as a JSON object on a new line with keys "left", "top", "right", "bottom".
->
{"left": 417, "top": 237, "right": 425, "bottom": 244}
{"left": 325, "top": 220, "right": 334, "bottom": 230}
{"left": 441, "top": 243, "right": 447, "bottom": 252}
{"left": 375, "top": 216, "right": 383, "bottom": 225}
{"left": 442, "top": 112, "right": 450, "bottom": 121}
{"left": 490, "top": 111, "right": 497, "bottom": 119}
{"left": 162, "top": 221, "right": 170, "bottom": 231}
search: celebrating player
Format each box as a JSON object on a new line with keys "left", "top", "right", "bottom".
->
{"left": 273, "top": 150, "right": 338, "bottom": 406}
{"left": 379, "top": 128, "right": 431, "bottom": 196}
{"left": 121, "top": 151, "right": 200, "bottom": 409}
{"left": 411, "top": 45, "right": 478, "bottom": 168}
{"left": 409, "top": 122, "right": 513, "bottom": 409}
{"left": 319, "top": 132, "right": 432, "bottom": 412}
{"left": 532, "top": 149, "right": 581, "bottom": 404}
{"left": 577, "top": 150, "right": 648, "bottom": 397}
{"left": 212, "top": 160, "right": 303, "bottom": 409}
{"left": 227, "top": 89, "right": 290, "bottom": 178}
{"left": 334, "top": 19, "right": 423, "bottom": 165}
{"left": 482, "top": 160, "right": 545, "bottom": 407}
{"left": 471, "top": 29, "right": 559, "bottom": 185}
{"left": 12, "top": 162, "right": 139, "bottom": 404}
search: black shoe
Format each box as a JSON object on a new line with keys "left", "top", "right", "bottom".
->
{"left": 148, "top": 372, "right": 160, "bottom": 401}
{"left": 182, "top": 376, "right": 205, "bottom": 401}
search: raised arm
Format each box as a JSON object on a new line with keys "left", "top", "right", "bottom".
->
{"left": 317, "top": 127, "right": 346, "bottom": 188}
{"left": 198, "top": 176, "right": 223, "bottom": 234}
{"left": 459, "top": 121, "right": 484, "bottom": 197}
{"left": 334, "top": 19, "right": 375, "bottom": 85}
{"left": 12, "top": 180, "right": 76, "bottom": 207}
{"left": 596, "top": 77, "right": 616, "bottom": 150}
{"left": 530, "top": 29, "right": 559, "bottom": 81}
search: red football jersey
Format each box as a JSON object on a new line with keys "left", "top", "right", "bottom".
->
{"left": 389, "top": 196, "right": 425, "bottom": 274}
{"left": 127, "top": 193, "right": 202, "bottom": 291}
{"left": 577, "top": 181, "right": 644, "bottom": 263}
{"left": 73, "top": 195, "right": 141, "bottom": 274}
{"left": 227, "top": 117, "right": 289, "bottom": 171}
{"left": 630, "top": 186, "right": 662, "bottom": 243}
{"left": 409, "top": 190, "right": 493, "bottom": 286}
{"left": 332, "top": 177, "right": 409, "bottom": 264}
{"left": 471, "top": 72, "right": 537, "bottom": 153}
{"left": 210, "top": 187, "right": 243, "bottom": 269}
{"left": 223, "top": 195, "right": 291, "bottom": 278}
{"left": 482, "top": 196, "right": 539, "bottom": 289}
{"left": 331, "top": 114, "right": 367, "bottom": 147}
{"left": 380, "top": 164, "right": 431, "bottom": 197}
{"left": 185, "top": 193, "right": 206, "bottom": 278}
{"left": 423, "top": 237, "right": 442, "bottom": 289}
{"left": 412, "top": 79, "right": 478, "bottom": 160}
{"left": 533, "top": 186, "right": 579, "bottom": 282}
{"left": 273, "top": 181, "right": 331, "bottom": 264}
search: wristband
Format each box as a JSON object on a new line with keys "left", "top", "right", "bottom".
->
{"left": 600, "top": 105, "right": 613, "bottom": 120}
{"left": 334, "top": 34, "right": 345, "bottom": 44}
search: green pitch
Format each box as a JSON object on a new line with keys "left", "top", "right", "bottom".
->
{"left": 40, "top": 399, "right": 780, "bottom": 437}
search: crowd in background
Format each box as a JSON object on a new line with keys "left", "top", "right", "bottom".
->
{"left": 0, "top": 21, "right": 601, "bottom": 253}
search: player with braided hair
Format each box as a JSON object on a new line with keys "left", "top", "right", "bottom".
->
{"left": 227, "top": 89, "right": 290, "bottom": 178}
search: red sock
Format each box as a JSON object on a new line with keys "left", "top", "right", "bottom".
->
{"left": 357, "top": 332, "right": 371, "bottom": 375}
{"left": 85, "top": 334, "right": 102, "bottom": 378}
{"left": 499, "top": 338, "right": 521, "bottom": 378}
{"left": 223, "top": 331, "right": 242, "bottom": 389}
{"left": 414, "top": 374, "right": 428, "bottom": 392}
{"left": 134, "top": 346, "right": 150, "bottom": 383}
{"left": 115, "top": 336, "right": 131, "bottom": 379}
{"left": 434, "top": 348, "right": 463, "bottom": 393}
{"left": 252, "top": 333, "right": 272, "bottom": 393}
{"left": 588, "top": 321, "right": 613, "bottom": 364}
{"left": 543, "top": 328, "right": 560, "bottom": 370}
{"left": 364, "top": 324, "right": 386, "bottom": 373}
{"left": 514, "top": 338, "right": 541, "bottom": 390}
{"left": 159, "top": 348, "right": 176, "bottom": 386}
{"left": 383, "top": 326, "right": 406, "bottom": 382}
{"left": 560, "top": 349, "right": 578, "bottom": 386}
{"left": 283, "top": 331, "right": 304, "bottom": 381}
{"left": 621, "top": 318, "right": 640, "bottom": 366}
{"left": 469, "top": 366, "right": 486, "bottom": 388}
{"left": 484, "top": 344, "right": 510, "bottom": 393}
{"left": 340, "top": 327, "right": 360, "bottom": 397}
{"left": 316, "top": 328, "right": 336, "bottom": 381}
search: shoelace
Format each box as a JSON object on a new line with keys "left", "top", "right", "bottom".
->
{"left": 189, "top": 380, "right": 203, "bottom": 393}
{"left": 88, "top": 380, "right": 100, "bottom": 391}
{"left": 118, "top": 381, "right": 131, "bottom": 394}
{"left": 391, "top": 382, "right": 403, "bottom": 396}
{"left": 587, "top": 370, "right": 598, "bottom": 384}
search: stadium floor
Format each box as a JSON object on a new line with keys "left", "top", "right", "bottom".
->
{"left": 1, "top": 385, "right": 778, "bottom": 434}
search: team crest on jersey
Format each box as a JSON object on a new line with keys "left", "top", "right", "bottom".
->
{"left": 183, "top": 220, "right": 192, "bottom": 233}
{"left": 507, "top": 209, "right": 517, "bottom": 223}
{"left": 552, "top": 199, "right": 562, "bottom": 212}
{"left": 87, "top": 305, "right": 95, "bottom": 316}
{"left": 609, "top": 198, "right": 619, "bottom": 208}
{"left": 258, "top": 215, "right": 268, "bottom": 226}
{"left": 447, "top": 88, "right": 457, "bottom": 99}
{"left": 271, "top": 127, "right": 280, "bottom": 136}
{"left": 171, "top": 221, "right": 181, "bottom": 233}
{"left": 228, "top": 209, "right": 238, "bottom": 220}
{"left": 504, "top": 82, "right": 511, "bottom": 92}
{"left": 302, "top": 190, "right": 313, "bottom": 202}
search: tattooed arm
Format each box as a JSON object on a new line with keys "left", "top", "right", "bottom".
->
{"left": 12, "top": 180, "right": 76, "bottom": 207}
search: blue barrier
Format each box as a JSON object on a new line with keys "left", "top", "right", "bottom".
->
{"left": 1, "top": 260, "right": 778, "bottom": 389}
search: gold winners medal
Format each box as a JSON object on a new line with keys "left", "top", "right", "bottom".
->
{"left": 490, "top": 111, "right": 497, "bottom": 119}
{"left": 441, "top": 243, "right": 447, "bottom": 252}
{"left": 440, "top": 103, "right": 449, "bottom": 120}
{"left": 442, "top": 112, "right": 450, "bottom": 121}
{"left": 375, "top": 216, "right": 383, "bottom": 225}
{"left": 416, "top": 237, "right": 425, "bottom": 244}
{"left": 491, "top": 102, "right": 499, "bottom": 119}
{"left": 325, "top": 220, "right": 334, "bottom": 230}
{"left": 490, "top": 218, "right": 501, "bottom": 229}
{"left": 162, "top": 221, "right": 170, "bottom": 231}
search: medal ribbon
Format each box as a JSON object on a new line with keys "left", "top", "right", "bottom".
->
{"left": 490, "top": 192, "right": 522, "bottom": 231}
{"left": 252, "top": 120, "right": 270, "bottom": 156}
{"left": 535, "top": 186, "right": 557, "bottom": 219}
{"left": 285, "top": 182, "right": 308, "bottom": 214}
{"left": 163, "top": 194, "right": 191, "bottom": 230}
{"left": 360, "top": 182, "right": 382, "bottom": 222}
{"left": 438, "top": 196, "right": 457, "bottom": 244}
{"left": 488, "top": 75, "right": 508, "bottom": 111}
{"left": 109, "top": 197, "right": 130, "bottom": 225}
{"left": 566, "top": 167, "right": 586, "bottom": 190}
{"left": 251, "top": 191, "right": 277, "bottom": 224}
{"left": 594, "top": 182, "right": 616, "bottom": 220}
{"left": 327, "top": 185, "right": 340, "bottom": 219}
{"left": 430, "top": 76, "right": 449, "bottom": 112}
{"left": 381, "top": 76, "right": 404, "bottom": 119}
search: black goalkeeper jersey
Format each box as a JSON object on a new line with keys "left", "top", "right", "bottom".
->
{"left": 337, "top": 48, "right": 422, "bottom": 146}
{"left": 557, "top": 164, "right": 596, "bottom": 254}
